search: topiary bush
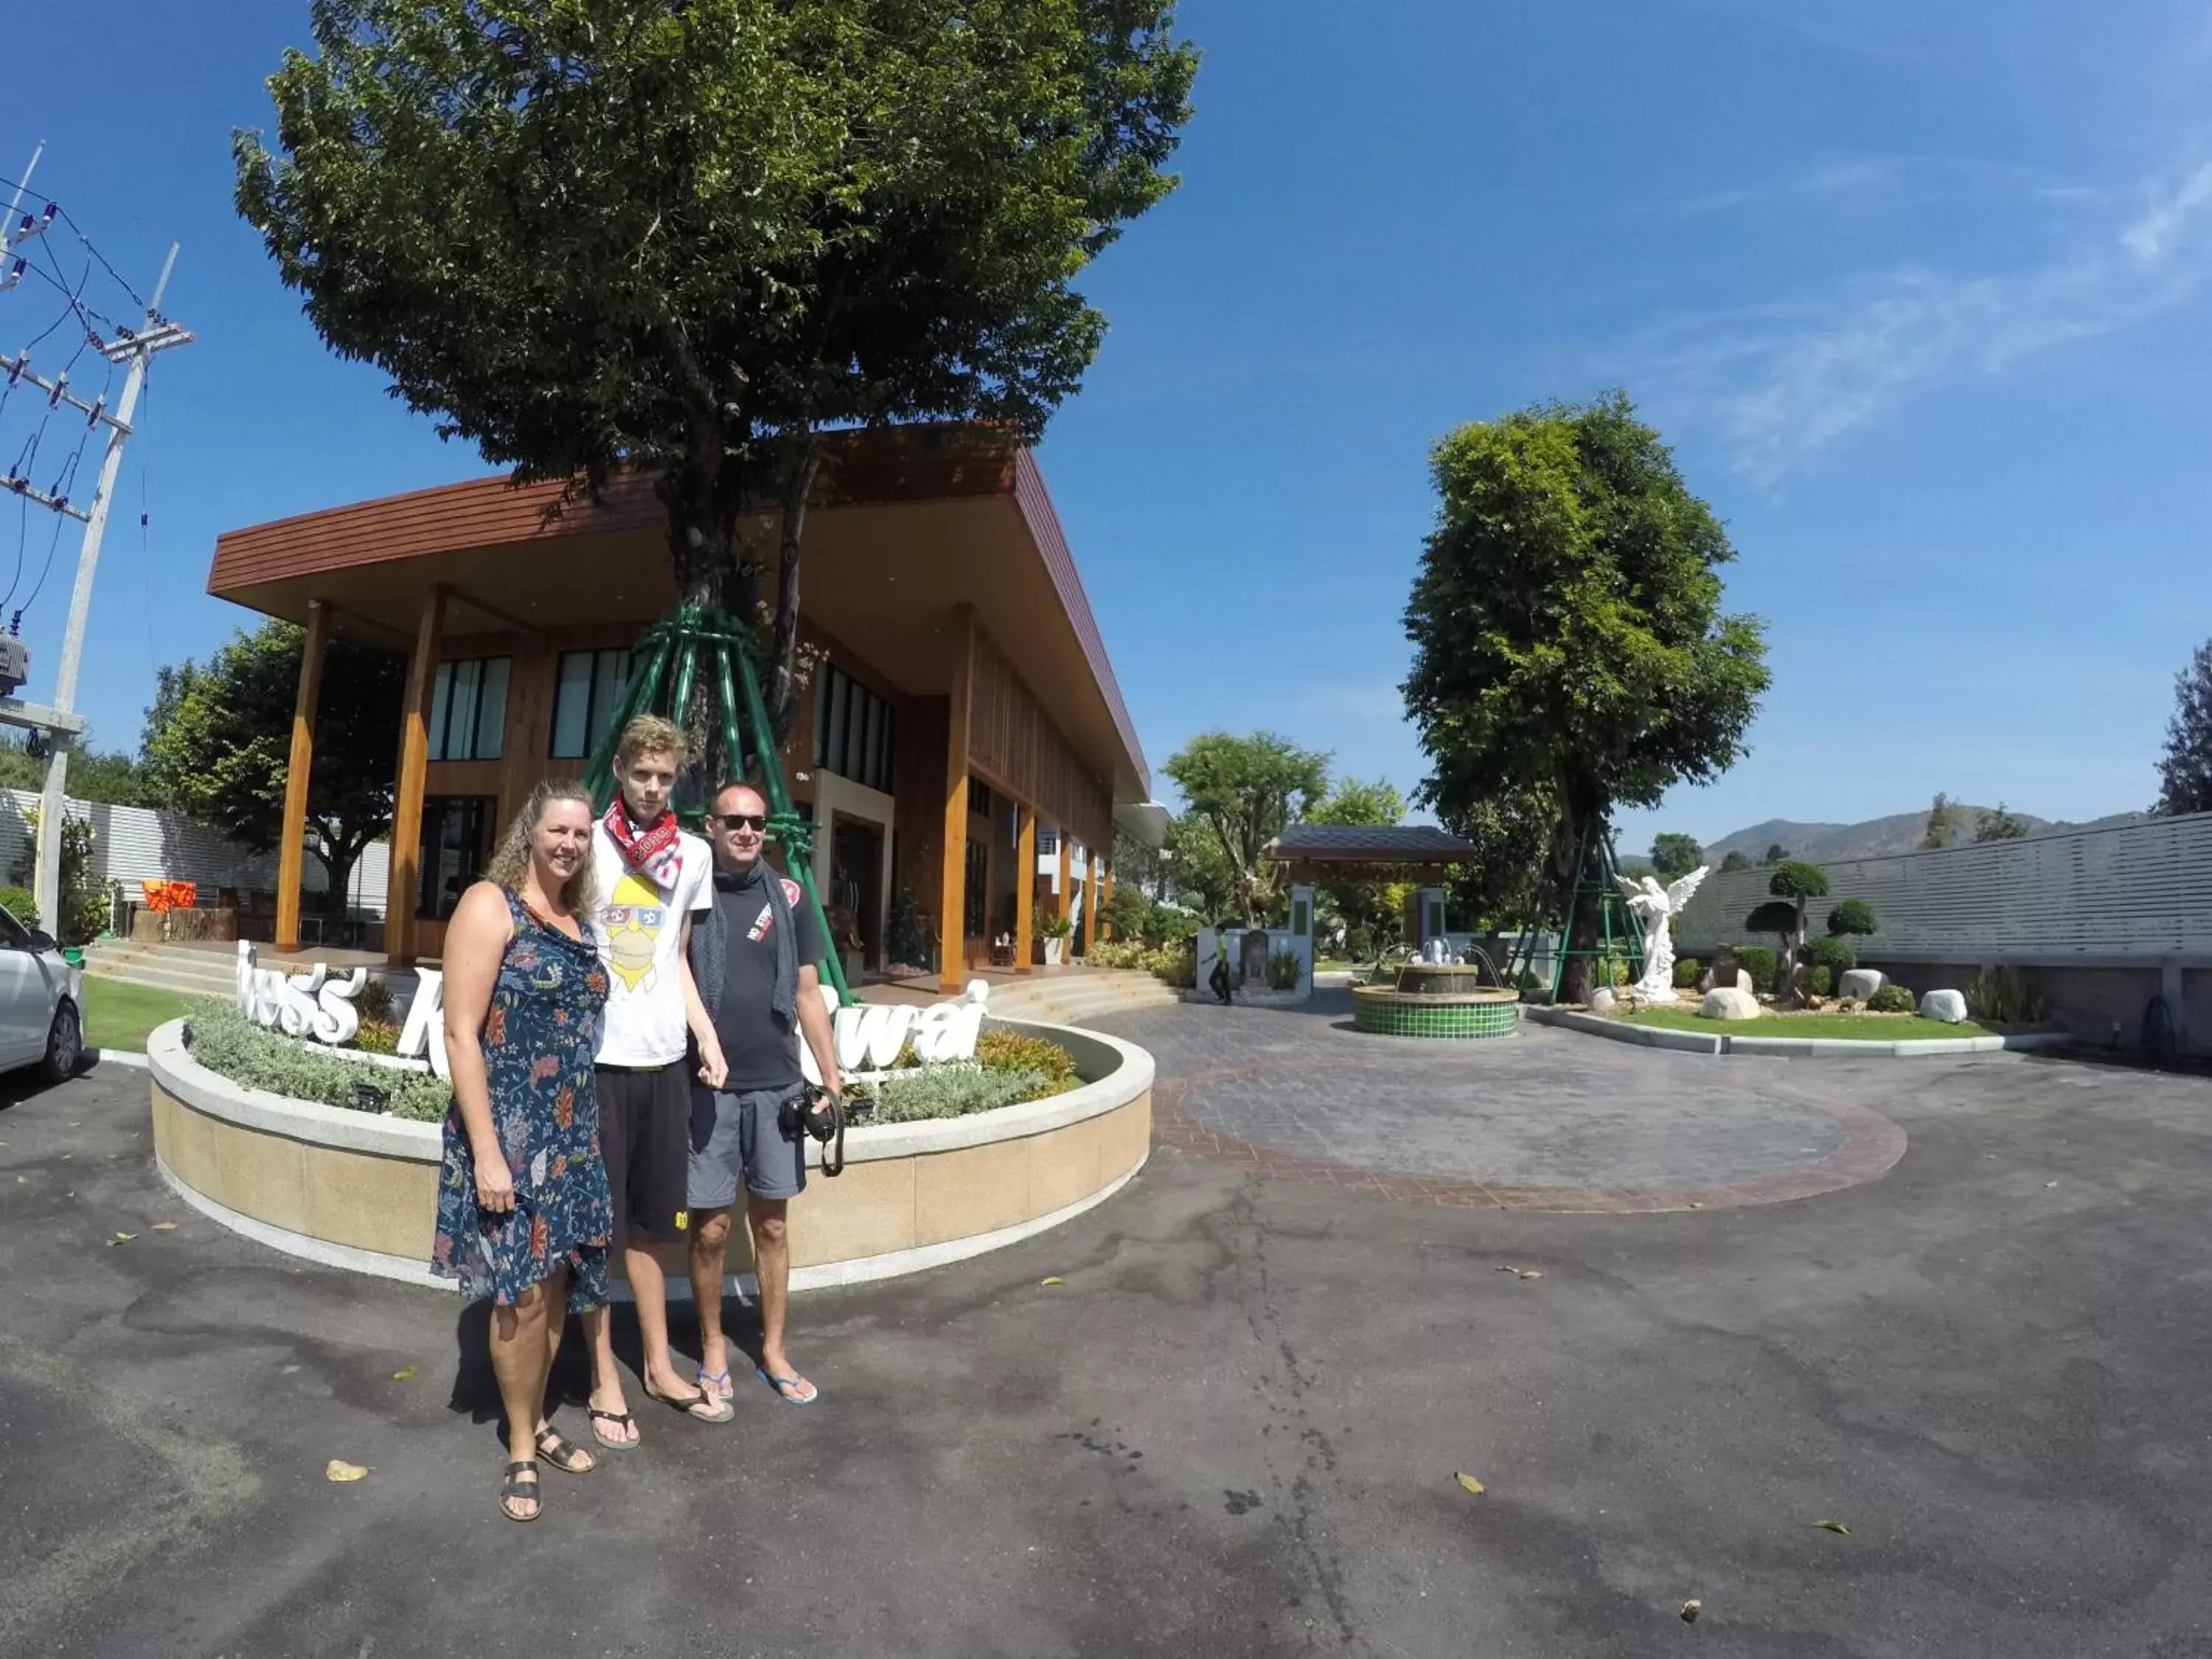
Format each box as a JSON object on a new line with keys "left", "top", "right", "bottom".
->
{"left": 1867, "top": 984, "right": 1915, "bottom": 1014}
{"left": 1807, "top": 964, "right": 1832, "bottom": 997}
{"left": 1804, "top": 935, "right": 1857, "bottom": 984}
{"left": 1767, "top": 860, "right": 1831, "bottom": 904}
{"left": 1732, "top": 945, "right": 1779, "bottom": 994}
{"left": 1826, "top": 899, "right": 1877, "bottom": 937}
{"left": 186, "top": 1001, "right": 453, "bottom": 1121}
{"left": 1673, "top": 956, "right": 1700, "bottom": 990}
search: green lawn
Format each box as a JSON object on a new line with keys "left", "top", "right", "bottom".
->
{"left": 1617, "top": 1006, "right": 1992, "bottom": 1040}
{"left": 82, "top": 979, "right": 201, "bottom": 1052}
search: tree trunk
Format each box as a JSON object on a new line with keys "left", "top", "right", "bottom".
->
{"left": 653, "top": 428, "right": 752, "bottom": 791}
{"left": 765, "top": 434, "right": 821, "bottom": 748}
{"left": 1551, "top": 787, "right": 1605, "bottom": 1004}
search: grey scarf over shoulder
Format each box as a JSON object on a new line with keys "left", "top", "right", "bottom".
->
{"left": 689, "top": 858, "right": 799, "bottom": 1032}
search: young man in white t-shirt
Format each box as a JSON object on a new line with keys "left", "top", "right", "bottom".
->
{"left": 581, "top": 714, "right": 731, "bottom": 1445}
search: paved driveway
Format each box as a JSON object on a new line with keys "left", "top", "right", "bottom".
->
{"left": 7, "top": 1018, "right": 2212, "bottom": 1657}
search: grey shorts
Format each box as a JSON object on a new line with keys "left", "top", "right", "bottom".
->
{"left": 687, "top": 1082, "right": 809, "bottom": 1208}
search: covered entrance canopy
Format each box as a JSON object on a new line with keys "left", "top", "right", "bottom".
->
{"left": 1263, "top": 823, "right": 1480, "bottom": 886}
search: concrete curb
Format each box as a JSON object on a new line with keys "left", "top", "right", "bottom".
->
{"left": 1526, "top": 1006, "right": 2078, "bottom": 1059}
{"left": 86, "top": 1047, "right": 149, "bottom": 1071}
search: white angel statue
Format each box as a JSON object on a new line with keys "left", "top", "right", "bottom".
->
{"left": 1616, "top": 866, "right": 1708, "bottom": 999}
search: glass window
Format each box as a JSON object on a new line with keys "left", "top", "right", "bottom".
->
{"left": 428, "top": 657, "right": 510, "bottom": 762}
{"left": 810, "top": 663, "right": 895, "bottom": 793}
{"left": 549, "top": 647, "right": 631, "bottom": 759}
{"left": 418, "top": 796, "right": 495, "bottom": 918}
{"left": 1037, "top": 828, "right": 1057, "bottom": 855}
{"left": 824, "top": 672, "right": 849, "bottom": 776}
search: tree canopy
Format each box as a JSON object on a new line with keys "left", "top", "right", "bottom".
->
{"left": 142, "top": 622, "right": 405, "bottom": 919}
{"left": 1162, "top": 731, "right": 1327, "bottom": 925}
{"left": 1921, "top": 792, "right": 1958, "bottom": 849}
{"left": 2157, "top": 641, "right": 2212, "bottom": 814}
{"left": 1975, "top": 803, "right": 2028, "bottom": 842}
{"left": 1307, "top": 776, "right": 1405, "bottom": 827}
{"left": 1718, "top": 849, "right": 1753, "bottom": 873}
{"left": 1651, "top": 832, "right": 1703, "bottom": 880}
{"left": 1402, "top": 392, "right": 1767, "bottom": 997}
{"left": 235, "top": 0, "right": 1195, "bottom": 744}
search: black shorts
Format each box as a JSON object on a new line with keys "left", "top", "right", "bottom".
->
{"left": 597, "top": 1064, "right": 691, "bottom": 1243}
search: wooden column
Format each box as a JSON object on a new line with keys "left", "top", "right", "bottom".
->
{"left": 274, "top": 600, "right": 330, "bottom": 953}
{"left": 1014, "top": 804, "right": 1036, "bottom": 975}
{"left": 1056, "top": 834, "right": 1072, "bottom": 920}
{"left": 1085, "top": 850, "right": 1102, "bottom": 961}
{"left": 936, "top": 608, "right": 974, "bottom": 993}
{"left": 385, "top": 585, "right": 445, "bottom": 961}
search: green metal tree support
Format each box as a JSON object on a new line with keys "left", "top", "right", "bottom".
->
{"left": 583, "top": 602, "right": 855, "bottom": 1006}
{"left": 1505, "top": 820, "right": 1646, "bottom": 1001}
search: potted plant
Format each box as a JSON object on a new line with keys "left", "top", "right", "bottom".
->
{"left": 1040, "top": 909, "right": 1074, "bottom": 966}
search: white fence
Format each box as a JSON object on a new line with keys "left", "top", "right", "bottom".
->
{"left": 0, "top": 790, "right": 389, "bottom": 914}
{"left": 1674, "top": 810, "right": 2212, "bottom": 962}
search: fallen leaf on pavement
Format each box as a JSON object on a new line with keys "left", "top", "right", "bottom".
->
{"left": 1813, "top": 1519, "right": 1850, "bottom": 1534}
{"left": 1680, "top": 1599, "right": 1702, "bottom": 1623}
{"left": 1040, "top": 1276, "right": 1065, "bottom": 1286}
{"left": 152, "top": 1222, "right": 178, "bottom": 1232}
{"left": 111, "top": 1231, "right": 136, "bottom": 1243}
{"left": 325, "top": 1460, "right": 369, "bottom": 1483}
{"left": 1454, "top": 1472, "right": 1485, "bottom": 1495}
{"left": 2044, "top": 1180, "right": 2058, "bottom": 1189}
{"left": 392, "top": 1366, "right": 417, "bottom": 1381}
{"left": 1516, "top": 1269, "right": 1544, "bottom": 1280}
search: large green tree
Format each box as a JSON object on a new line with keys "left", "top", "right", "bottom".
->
{"left": 1162, "top": 731, "right": 1328, "bottom": 926}
{"left": 1651, "top": 832, "right": 1703, "bottom": 880}
{"left": 143, "top": 623, "right": 406, "bottom": 920}
{"left": 1402, "top": 393, "right": 1768, "bottom": 999}
{"left": 2157, "top": 641, "right": 2212, "bottom": 814}
{"left": 235, "top": 0, "right": 1194, "bottom": 748}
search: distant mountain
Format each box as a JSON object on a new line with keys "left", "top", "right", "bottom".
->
{"left": 1694, "top": 807, "right": 2150, "bottom": 866}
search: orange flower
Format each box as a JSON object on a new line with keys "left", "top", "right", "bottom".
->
{"left": 529, "top": 1214, "right": 548, "bottom": 1260}
{"left": 551, "top": 1154, "right": 566, "bottom": 1181}
{"left": 486, "top": 1005, "right": 507, "bottom": 1046}
{"left": 553, "top": 1087, "right": 574, "bottom": 1130}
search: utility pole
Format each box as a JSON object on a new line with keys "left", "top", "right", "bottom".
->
{"left": 27, "top": 241, "right": 189, "bottom": 930}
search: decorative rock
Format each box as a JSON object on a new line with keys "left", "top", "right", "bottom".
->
{"left": 1588, "top": 987, "right": 1617, "bottom": 1015}
{"left": 1920, "top": 988, "right": 1969, "bottom": 1024}
{"left": 1838, "top": 968, "right": 1886, "bottom": 1001}
{"left": 1699, "top": 986, "right": 1761, "bottom": 1021}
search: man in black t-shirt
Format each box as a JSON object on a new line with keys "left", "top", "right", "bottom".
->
{"left": 684, "top": 783, "right": 843, "bottom": 1408}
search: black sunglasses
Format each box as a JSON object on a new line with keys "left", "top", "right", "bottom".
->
{"left": 714, "top": 813, "right": 769, "bottom": 832}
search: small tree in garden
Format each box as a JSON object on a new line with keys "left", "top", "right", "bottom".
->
{"left": 1719, "top": 849, "right": 1753, "bottom": 873}
{"left": 1764, "top": 843, "right": 1790, "bottom": 866}
{"left": 1652, "top": 832, "right": 1703, "bottom": 880}
{"left": 1763, "top": 860, "right": 1830, "bottom": 1002}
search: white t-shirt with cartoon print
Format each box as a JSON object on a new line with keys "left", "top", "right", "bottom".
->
{"left": 590, "top": 822, "right": 714, "bottom": 1067}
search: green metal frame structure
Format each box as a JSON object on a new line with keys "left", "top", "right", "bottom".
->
{"left": 583, "top": 602, "right": 855, "bottom": 1006}
{"left": 1505, "top": 820, "right": 1646, "bottom": 1001}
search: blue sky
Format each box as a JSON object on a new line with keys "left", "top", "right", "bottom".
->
{"left": 4, "top": 0, "right": 2208, "bottom": 858}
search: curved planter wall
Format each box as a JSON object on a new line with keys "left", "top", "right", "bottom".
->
{"left": 145, "top": 1017, "right": 1152, "bottom": 1294}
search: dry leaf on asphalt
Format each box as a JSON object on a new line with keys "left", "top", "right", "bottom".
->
{"left": 1680, "top": 1599, "right": 1703, "bottom": 1623}
{"left": 1040, "top": 1276, "right": 1065, "bottom": 1286}
{"left": 2044, "top": 1180, "right": 2059, "bottom": 1189}
{"left": 152, "top": 1222, "right": 178, "bottom": 1232}
{"left": 1454, "top": 1472, "right": 1485, "bottom": 1495}
{"left": 392, "top": 1366, "right": 417, "bottom": 1381}
{"left": 1813, "top": 1519, "right": 1851, "bottom": 1534}
{"left": 110, "top": 1232, "right": 136, "bottom": 1244}
{"left": 1495, "top": 1265, "right": 1544, "bottom": 1280}
{"left": 325, "top": 1460, "right": 369, "bottom": 1483}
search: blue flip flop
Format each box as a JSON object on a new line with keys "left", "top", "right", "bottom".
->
{"left": 757, "top": 1365, "right": 820, "bottom": 1406}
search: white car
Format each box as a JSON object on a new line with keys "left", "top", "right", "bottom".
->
{"left": 0, "top": 905, "right": 83, "bottom": 1082}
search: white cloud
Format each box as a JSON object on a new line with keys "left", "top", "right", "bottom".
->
{"left": 1634, "top": 158, "right": 2212, "bottom": 481}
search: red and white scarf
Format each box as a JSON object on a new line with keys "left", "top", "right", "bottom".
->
{"left": 601, "top": 800, "right": 684, "bottom": 888}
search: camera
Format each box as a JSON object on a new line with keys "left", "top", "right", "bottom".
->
{"left": 777, "top": 1085, "right": 846, "bottom": 1177}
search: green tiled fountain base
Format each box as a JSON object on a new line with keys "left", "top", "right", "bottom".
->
{"left": 1352, "top": 993, "right": 1521, "bottom": 1039}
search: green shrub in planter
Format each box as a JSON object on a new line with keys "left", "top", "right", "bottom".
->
{"left": 974, "top": 1029, "right": 1079, "bottom": 1091}
{"left": 1672, "top": 956, "right": 1700, "bottom": 990}
{"left": 869, "top": 1062, "right": 1053, "bottom": 1123}
{"left": 1265, "top": 948, "right": 1303, "bottom": 990}
{"left": 1866, "top": 984, "right": 1915, "bottom": 1014}
{"left": 186, "top": 1001, "right": 452, "bottom": 1121}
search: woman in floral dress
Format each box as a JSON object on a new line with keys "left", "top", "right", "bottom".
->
{"left": 431, "top": 779, "right": 613, "bottom": 1522}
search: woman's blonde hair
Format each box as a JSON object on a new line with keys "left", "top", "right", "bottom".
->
{"left": 484, "top": 779, "right": 599, "bottom": 914}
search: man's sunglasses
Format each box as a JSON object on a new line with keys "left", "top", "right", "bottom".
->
{"left": 714, "top": 813, "right": 769, "bottom": 832}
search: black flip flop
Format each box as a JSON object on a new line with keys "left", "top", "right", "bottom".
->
{"left": 501, "top": 1460, "right": 541, "bottom": 1523}
{"left": 647, "top": 1385, "right": 734, "bottom": 1425}
{"left": 534, "top": 1427, "right": 597, "bottom": 1474}
{"left": 588, "top": 1407, "right": 639, "bottom": 1450}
